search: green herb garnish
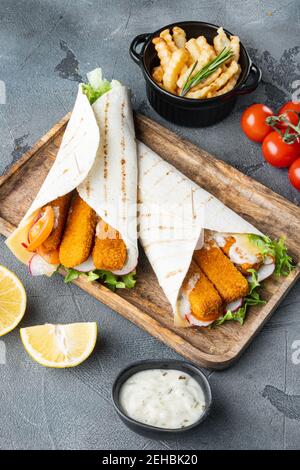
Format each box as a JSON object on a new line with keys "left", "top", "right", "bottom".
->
{"left": 180, "top": 47, "right": 234, "bottom": 97}
{"left": 248, "top": 234, "right": 294, "bottom": 276}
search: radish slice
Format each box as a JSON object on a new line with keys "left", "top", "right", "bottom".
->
{"left": 29, "top": 255, "right": 58, "bottom": 276}
{"left": 225, "top": 298, "right": 243, "bottom": 313}
{"left": 74, "top": 256, "right": 96, "bottom": 272}
{"left": 255, "top": 262, "right": 275, "bottom": 282}
{"left": 185, "top": 313, "right": 213, "bottom": 327}
{"left": 112, "top": 244, "right": 138, "bottom": 276}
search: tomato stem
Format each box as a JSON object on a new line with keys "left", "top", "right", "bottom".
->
{"left": 266, "top": 112, "right": 300, "bottom": 144}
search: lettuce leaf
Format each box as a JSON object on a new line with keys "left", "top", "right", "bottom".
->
{"left": 82, "top": 67, "right": 113, "bottom": 104}
{"left": 248, "top": 234, "right": 294, "bottom": 276}
{"left": 63, "top": 267, "right": 136, "bottom": 291}
{"left": 82, "top": 81, "right": 111, "bottom": 104}
{"left": 213, "top": 270, "right": 266, "bottom": 327}
{"left": 64, "top": 268, "right": 81, "bottom": 283}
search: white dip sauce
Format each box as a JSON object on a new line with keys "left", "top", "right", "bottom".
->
{"left": 119, "top": 369, "right": 206, "bottom": 429}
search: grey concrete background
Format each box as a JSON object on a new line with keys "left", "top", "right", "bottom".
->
{"left": 0, "top": 0, "right": 299, "bottom": 450}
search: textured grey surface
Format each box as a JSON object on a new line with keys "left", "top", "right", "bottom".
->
{"left": 0, "top": 0, "right": 299, "bottom": 450}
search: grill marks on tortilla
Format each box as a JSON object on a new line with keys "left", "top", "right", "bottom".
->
{"left": 103, "top": 97, "right": 110, "bottom": 217}
{"left": 166, "top": 269, "right": 183, "bottom": 279}
{"left": 120, "top": 100, "right": 127, "bottom": 220}
{"left": 191, "top": 189, "right": 196, "bottom": 220}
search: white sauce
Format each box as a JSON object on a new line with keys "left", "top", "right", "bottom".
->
{"left": 177, "top": 273, "right": 199, "bottom": 320}
{"left": 119, "top": 369, "right": 206, "bottom": 429}
{"left": 213, "top": 232, "right": 262, "bottom": 265}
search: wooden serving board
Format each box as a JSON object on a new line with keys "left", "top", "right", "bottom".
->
{"left": 0, "top": 113, "right": 299, "bottom": 369}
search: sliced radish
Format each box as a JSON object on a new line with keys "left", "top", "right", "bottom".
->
{"left": 112, "top": 244, "right": 138, "bottom": 276}
{"left": 29, "top": 254, "right": 58, "bottom": 276}
{"left": 74, "top": 256, "right": 96, "bottom": 272}
{"left": 185, "top": 313, "right": 213, "bottom": 327}
{"left": 225, "top": 298, "right": 243, "bottom": 313}
{"left": 255, "top": 262, "right": 275, "bottom": 282}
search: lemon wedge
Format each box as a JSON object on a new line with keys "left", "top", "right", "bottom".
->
{"left": 20, "top": 322, "right": 97, "bottom": 368}
{"left": 0, "top": 265, "right": 27, "bottom": 336}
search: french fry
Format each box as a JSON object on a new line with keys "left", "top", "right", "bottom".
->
{"left": 160, "top": 29, "right": 178, "bottom": 52}
{"left": 186, "top": 85, "right": 211, "bottom": 99}
{"left": 196, "top": 36, "right": 216, "bottom": 59}
{"left": 163, "top": 48, "right": 189, "bottom": 93}
{"left": 206, "top": 61, "right": 239, "bottom": 96}
{"left": 213, "top": 27, "right": 231, "bottom": 55}
{"left": 152, "top": 37, "right": 171, "bottom": 71}
{"left": 177, "top": 47, "right": 213, "bottom": 89}
{"left": 189, "top": 67, "right": 223, "bottom": 92}
{"left": 152, "top": 25, "right": 241, "bottom": 99}
{"left": 173, "top": 26, "right": 186, "bottom": 48}
{"left": 208, "top": 64, "right": 241, "bottom": 97}
{"left": 152, "top": 65, "right": 164, "bottom": 84}
{"left": 185, "top": 38, "right": 202, "bottom": 62}
{"left": 230, "top": 35, "right": 240, "bottom": 62}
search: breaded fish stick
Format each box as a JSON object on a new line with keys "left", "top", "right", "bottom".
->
{"left": 193, "top": 242, "right": 249, "bottom": 303}
{"left": 41, "top": 194, "right": 72, "bottom": 252}
{"left": 92, "top": 219, "right": 127, "bottom": 271}
{"left": 185, "top": 262, "right": 223, "bottom": 322}
{"left": 59, "top": 193, "right": 97, "bottom": 268}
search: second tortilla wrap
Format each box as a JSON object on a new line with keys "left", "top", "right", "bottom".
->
{"left": 137, "top": 141, "right": 263, "bottom": 326}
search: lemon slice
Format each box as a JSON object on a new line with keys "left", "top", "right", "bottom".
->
{"left": 20, "top": 322, "right": 97, "bottom": 368}
{"left": 0, "top": 265, "right": 27, "bottom": 336}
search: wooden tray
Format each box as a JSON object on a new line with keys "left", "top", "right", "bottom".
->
{"left": 0, "top": 113, "right": 299, "bottom": 369}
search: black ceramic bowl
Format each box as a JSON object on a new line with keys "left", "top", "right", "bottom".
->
{"left": 112, "top": 359, "right": 212, "bottom": 439}
{"left": 130, "top": 21, "right": 261, "bottom": 127}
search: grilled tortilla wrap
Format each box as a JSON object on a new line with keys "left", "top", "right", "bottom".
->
{"left": 6, "top": 69, "right": 138, "bottom": 278}
{"left": 137, "top": 141, "right": 266, "bottom": 327}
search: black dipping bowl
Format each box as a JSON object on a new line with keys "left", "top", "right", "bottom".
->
{"left": 130, "top": 21, "right": 261, "bottom": 126}
{"left": 112, "top": 360, "right": 212, "bottom": 439}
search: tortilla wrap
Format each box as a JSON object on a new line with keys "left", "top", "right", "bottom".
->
{"left": 137, "top": 141, "right": 263, "bottom": 326}
{"left": 6, "top": 79, "right": 138, "bottom": 275}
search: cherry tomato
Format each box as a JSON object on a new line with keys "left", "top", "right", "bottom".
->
{"left": 288, "top": 158, "right": 300, "bottom": 190}
{"left": 278, "top": 101, "right": 300, "bottom": 128}
{"left": 27, "top": 206, "right": 55, "bottom": 251}
{"left": 241, "top": 104, "right": 274, "bottom": 142}
{"left": 262, "top": 131, "right": 300, "bottom": 168}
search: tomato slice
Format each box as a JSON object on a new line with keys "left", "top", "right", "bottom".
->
{"left": 37, "top": 245, "right": 60, "bottom": 265}
{"left": 27, "top": 206, "right": 55, "bottom": 252}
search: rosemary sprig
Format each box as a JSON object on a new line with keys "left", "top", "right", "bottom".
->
{"left": 180, "top": 47, "right": 234, "bottom": 97}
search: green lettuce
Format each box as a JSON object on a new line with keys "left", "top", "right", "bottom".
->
{"left": 213, "top": 270, "right": 266, "bottom": 327}
{"left": 248, "top": 234, "right": 294, "bottom": 276}
{"left": 82, "top": 80, "right": 111, "bottom": 104}
{"left": 81, "top": 67, "right": 115, "bottom": 104}
{"left": 63, "top": 267, "right": 136, "bottom": 291}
